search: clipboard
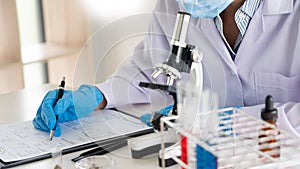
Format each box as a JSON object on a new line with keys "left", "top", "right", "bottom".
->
{"left": 0, "top": 109, "right": 153, "bottom": 168}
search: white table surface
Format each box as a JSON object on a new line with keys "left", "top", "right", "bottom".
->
{"left": 0, "top": 84, "right": 56, "bottom": 125}
{"left": 0, "top": 84, "right": 177, "bottom": 169}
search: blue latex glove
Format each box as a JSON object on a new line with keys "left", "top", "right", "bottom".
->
{"left": 176, "top": 0, "right": 233, "bottom": 18}
{"left": 140, "top": 104, "right": 174, "bottom": 127}
{"left": 33, "top": 84, "right": 103, "bottom": 137}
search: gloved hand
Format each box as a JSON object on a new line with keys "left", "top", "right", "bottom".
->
{"left": 140, "top": 104, "right": 174, "bottom": 127}
{"left": 176, "top": 0, "right": 233, "bottom": 18}
{"left": 33, "top": 84, "right": 104, "bottom": 137}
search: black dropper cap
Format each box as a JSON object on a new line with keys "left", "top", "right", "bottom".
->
{"left": 261, "top": 95, "right": 278, "bottom": 122}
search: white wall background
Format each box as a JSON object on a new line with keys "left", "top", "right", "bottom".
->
{"left": 73, "top": 0, "right": 157, "bottom": 87}
{"left": 16, "top": 0, "right": 47, "bottom": 89}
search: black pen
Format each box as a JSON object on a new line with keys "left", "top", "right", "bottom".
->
{"left": 49, "top": 77, "right": 66, "bottom": 141}
{"left": 71, "top": 139, "right": 128, "bottom": 162}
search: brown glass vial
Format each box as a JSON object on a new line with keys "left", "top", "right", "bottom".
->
{"left": 259, "top": 95, "right": 280, "bottom": 158}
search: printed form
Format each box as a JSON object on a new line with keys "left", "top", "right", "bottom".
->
{"left": 0, "top": 109, "right": 151, "bottom": 163}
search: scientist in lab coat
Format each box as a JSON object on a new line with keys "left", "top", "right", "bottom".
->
{"left": 33, "top": 0, "right": 300, "bottom": 137}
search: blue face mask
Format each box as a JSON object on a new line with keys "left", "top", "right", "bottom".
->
{"left": 176, "top": 0, "right": 233, "bottom": 18}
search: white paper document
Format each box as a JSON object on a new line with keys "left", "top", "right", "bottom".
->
{"left": 0, "top": 109, "right": 151, "bottom": 163}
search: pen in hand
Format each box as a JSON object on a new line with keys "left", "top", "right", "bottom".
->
{"left": 49, "top": 77, "right": 66, "bottom": 141}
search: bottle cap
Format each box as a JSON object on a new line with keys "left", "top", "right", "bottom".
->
{"left": 261, "top": 95, "right": 278, "bottom": 122}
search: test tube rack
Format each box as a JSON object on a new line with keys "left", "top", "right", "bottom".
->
{"left": 160, "top": 107, "right": 300, "bottom": 169}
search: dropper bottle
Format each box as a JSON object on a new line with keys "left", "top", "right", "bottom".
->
{"left": 259, "top": 95, "right": 280, "bottom": 158}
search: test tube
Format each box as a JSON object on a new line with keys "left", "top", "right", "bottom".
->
{"left": 177, "top": 81, "right": 201, "bottom": 169}
{"left": 51, "top": 147, "right": 62, "bottom": 169}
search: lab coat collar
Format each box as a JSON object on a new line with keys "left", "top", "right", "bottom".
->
{"left": 199, "top": 19, "right": 237, "bottom": 72}
{"left": 262, "top": 0, "right": 294, "bottom": 15}
{"left": 189, "top": 0, "right": 294, "bottom": 72}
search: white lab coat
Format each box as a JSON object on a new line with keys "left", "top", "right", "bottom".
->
{"left": 98, "top": 0, "right": 300, "bottom": 136}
